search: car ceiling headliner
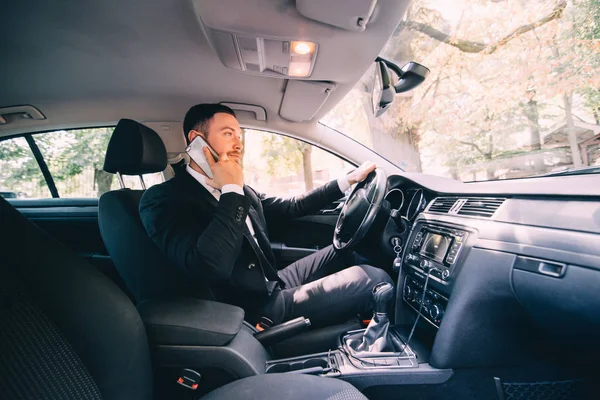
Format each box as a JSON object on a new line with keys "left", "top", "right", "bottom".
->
{"left": 0, "top": 0, "right": 408, "bottom": 140}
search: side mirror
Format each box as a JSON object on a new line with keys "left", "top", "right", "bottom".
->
{"left": 370, "top": 58, "right": 430, "bottom": 117}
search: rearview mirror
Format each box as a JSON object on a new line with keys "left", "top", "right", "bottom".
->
{"left": 371, "top": 61, "right": 396, "bottom": 117}
{"left": 393, "top": 62, "right": 430, "bottom": 94}
{"left": 371, "top": 58, "right": 430, "bottom": 117}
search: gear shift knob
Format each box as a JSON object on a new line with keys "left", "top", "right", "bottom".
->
{"left": 345, "top": 282, "right": 395, "bottom": 355}
{"left": 372, "top": 282, "right": 394, "bottom": 314}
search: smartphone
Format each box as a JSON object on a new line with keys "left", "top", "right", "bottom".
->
{"left": 186, "top": 136, "right": 219, "bottom": 179}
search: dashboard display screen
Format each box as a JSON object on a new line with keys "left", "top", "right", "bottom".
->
{"left": 419, "top": 233, "right": 452, "bottom": 263}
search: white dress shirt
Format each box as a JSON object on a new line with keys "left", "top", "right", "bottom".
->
{"left": 186, "top": 165, "right": 259, "bottom": 244}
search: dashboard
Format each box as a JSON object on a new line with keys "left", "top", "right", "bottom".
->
{"left": 377, "top": 172, "right": 600, "bottom": 369}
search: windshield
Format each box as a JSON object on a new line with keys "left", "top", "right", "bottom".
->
{"left": 321, "top": 0, "right": 600, "bottom": 182}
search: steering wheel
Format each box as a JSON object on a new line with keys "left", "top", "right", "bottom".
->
{"left": 333, "top": 168, "right": 388, "bottom": 252}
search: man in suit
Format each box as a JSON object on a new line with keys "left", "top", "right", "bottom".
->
{"left": 139, "top": 104, "right": 393, "bottom": 327}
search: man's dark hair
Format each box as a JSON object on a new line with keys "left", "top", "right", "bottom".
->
{"left": 183, "top": 103, "right": 237, "bottom": 145}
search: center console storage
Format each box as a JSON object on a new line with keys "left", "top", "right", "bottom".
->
{"left": 265, "top": 326, "right": 452, "bottom": 390}
{"left": 138, "top": 298, "right": 269, "bottom": 378}
{"left": 341, "top": 328, "right": 418, "bottom": 368}
{"left": 266, "top": 327, "right": 417, "bottom": 374}
{"left": 265, "top": 279, "right": 453, "bottom": 391}
{"left": 266, "top": 354, "right": 332, "bottom": 374}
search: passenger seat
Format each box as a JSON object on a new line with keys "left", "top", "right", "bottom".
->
{"left": 0, "top": 196, "right": 367, "bottom": 399}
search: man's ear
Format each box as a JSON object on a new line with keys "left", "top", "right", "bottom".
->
{"left": 187, "top": 130, "right": 198, "bottom": 145}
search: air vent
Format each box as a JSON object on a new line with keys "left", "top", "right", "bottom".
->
{"left": 456, "top": 198, "right": 505, "bottom": 218}
{"left": 427, "top": 197, "right": 458, "bottom": 214}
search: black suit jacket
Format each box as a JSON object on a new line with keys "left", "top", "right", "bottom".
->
{"left": 139, "top": 170, "right": 344, "bottom": 314}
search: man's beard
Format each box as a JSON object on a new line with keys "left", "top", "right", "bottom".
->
{"left": 229, "top": 152, "right": 243, "bottom": 165}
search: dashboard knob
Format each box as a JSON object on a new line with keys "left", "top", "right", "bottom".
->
{"left": 403, "top": 285, "right": 412, "bottom": 300}
{"left": 420, "top": 259, "right": 430, "bottom": 270}
{"left": 429, "top": 304, "right": 444, "bottom": 320}
{"left": 442, "top": 269, "right": 450, "bottom": 279}
{"left": 413, "top": 290, "right": 421, "bottom": 304}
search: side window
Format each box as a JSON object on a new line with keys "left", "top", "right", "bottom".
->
{"left": 242, "top": 129, "right": 354, "bottom": 197}
{"left": 37, "top": 128, "right": 114, "bottom": 198}
{"left": 0, "top": 128, "right": 164, "bottom": 199}
{"left": 0, "top": 136, "right": 51, "bottom": 199}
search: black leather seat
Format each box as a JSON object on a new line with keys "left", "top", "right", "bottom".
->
{"left": 0, "top": 197, "right": 367, "bottom": 399}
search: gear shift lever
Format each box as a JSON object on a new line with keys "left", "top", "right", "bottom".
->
{"left": 372, "top": 282, "right": 394, "bottom": 315}
{"left": 345, "top": 282, "right": 395, "bottom": 355}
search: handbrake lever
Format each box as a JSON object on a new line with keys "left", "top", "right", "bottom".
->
{"left": 253, "top": 316, "right": 311, "bottom": 346}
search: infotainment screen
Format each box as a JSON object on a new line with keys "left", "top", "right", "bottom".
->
{"left": 419, "top": 232, "right": 452, "bottom": 263}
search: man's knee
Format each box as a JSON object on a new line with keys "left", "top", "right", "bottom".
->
{"left": 357, "top": 264, "right": 393, "bottom": 286}
{"left": 342, "top": 265, "right": 393, "bottom": 301}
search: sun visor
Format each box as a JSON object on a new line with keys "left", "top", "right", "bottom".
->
{"left": 279, "top": 80, "right": 336, "bottom": 123}
{"left": 220, "top": 103, "right": 266, "bottom": 121}
{"left": 296, "top": 0, "right": 378, "bottom": 32}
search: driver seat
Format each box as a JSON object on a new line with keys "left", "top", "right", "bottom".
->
{"left": 0, "top": 196, "right": 367, "bottom": 400}
{"left": 98, "top": 119, "right": 361, "bottom": 356}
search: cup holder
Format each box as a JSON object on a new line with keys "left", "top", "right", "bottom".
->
{"left": 267, "top": 363, "right": 291, "bottom": 373}
{"left": 267, "top": 357, "right": 328, "bottom": 373}
{"left": 303, "top": 358, "right": 328, "bottom": 369}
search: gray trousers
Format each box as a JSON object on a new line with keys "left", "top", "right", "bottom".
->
{"left": 260, "top": 245, "right": 394, "bottom": 327}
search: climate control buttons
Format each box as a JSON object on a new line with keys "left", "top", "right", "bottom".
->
{"left": 402, "top": 275, "right": 448, "bottom": 328}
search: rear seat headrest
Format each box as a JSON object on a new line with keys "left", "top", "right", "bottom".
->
{"left": 103, "top": 119, "right": 167, "bottom": 175}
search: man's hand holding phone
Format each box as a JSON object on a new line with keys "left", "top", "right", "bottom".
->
{"left": 203, "top": 147, "right": 244, "bottom": 191}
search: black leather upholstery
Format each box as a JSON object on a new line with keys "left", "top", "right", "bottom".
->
{"left": 138, "top": 298, "right": 245, "bottom": 346}
{"left": 103, "top": 118, "right": 167, "bottom": 174}
{"left": 1, "top": 196, "right": 368, "bottom": 400}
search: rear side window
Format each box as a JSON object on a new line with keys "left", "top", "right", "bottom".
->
{"left": 37, "top": 128, "right": 114, "bottom": 198}
{"left": 0, "top": 127, "right": 163, "bottom": 199}
{"left": 0, "top": 136, "right": 51, "bottom": 199}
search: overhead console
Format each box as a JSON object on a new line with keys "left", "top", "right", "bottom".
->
{"left": 192, "top": 0, "right": 409, "bottom": 80}
{"left": 203, "top": 28, "right": 320, "bottom": 79}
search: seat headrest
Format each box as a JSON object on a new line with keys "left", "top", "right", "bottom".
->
{"left": 103, "top": 119, "right": 168, "bottom": 175}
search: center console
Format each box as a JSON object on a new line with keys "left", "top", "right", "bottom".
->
{"left": 266, "top": 327, "right": 418, "bottom": 374}
{"left": 264, "top": 326, "right": 451, "bottom": 390}
{"left": 263, "top": 221, "right": 475, "bottom": 390}
{"left": 400, "top": 221, "right": 474, "bottom": 329}
{"left": 404, "top": 223, "right": 469, "bottom": 282}
{"left": 264, "top": 278, "right": 453, "bottom": 390}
